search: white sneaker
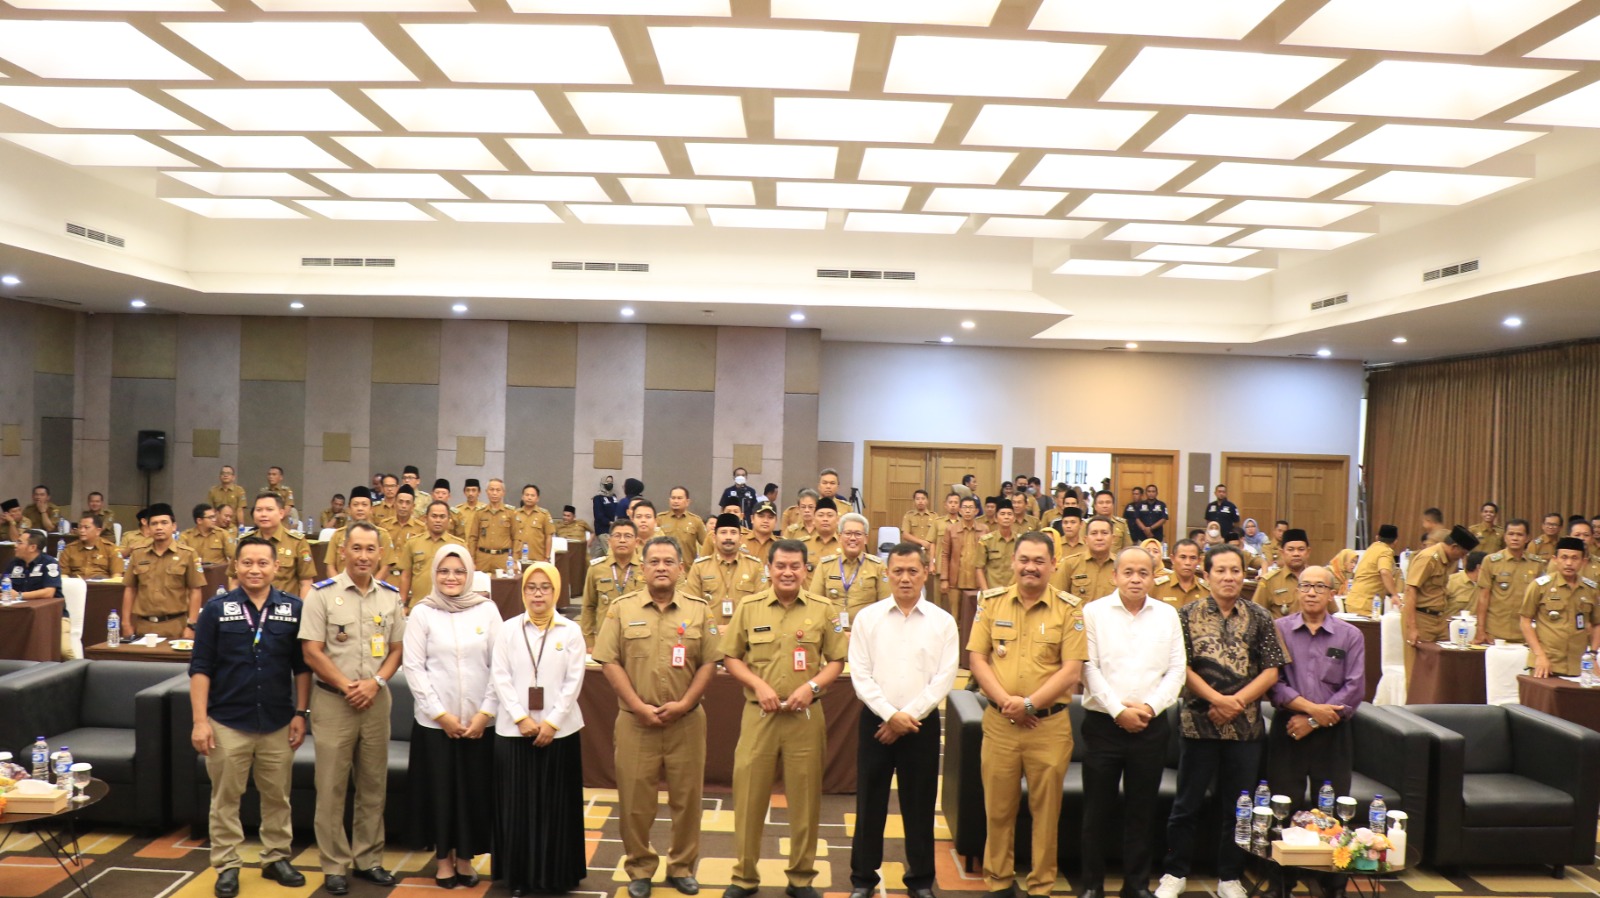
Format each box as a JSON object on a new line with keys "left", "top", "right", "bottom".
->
{"left": 1216, "top": 880, "right": 1247, "bottom": 898}
{"left": 1154, "top": 874, "right": 1186, "bottom": 898}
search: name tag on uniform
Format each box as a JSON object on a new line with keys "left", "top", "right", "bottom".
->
{"left": 753, "top": 625, "right": 771, "bottom": 633}
{"left": 370, "top": 633, "right": 386, "bottom": 657}
{"left": 837, "top": 609, "right": 849, "bottom": 628}
{"left": 722, "top": 600, "right": 733, "bottom": 618}
{"left": 671, "top": 645, "right": 687, "bottom": 668}
{"left": 793, "top": 647, "right": 807, "bottom": 671}
{"left": 995, "top": 620, "right": 1014, "bottom": 628}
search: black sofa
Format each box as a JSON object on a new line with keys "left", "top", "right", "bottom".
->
{"left": 1393, "top": 703, "right": 1600, "bottom": 874}
{"left": 0, "top": 659, "right": 43, "bottom": 681}
{"left": 0, "top": 659, "right": 188, "bottom": 829}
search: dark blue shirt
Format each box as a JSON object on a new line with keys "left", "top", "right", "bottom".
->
{"left": 5, "top": 553, "right": 64, "bottom": 615}
{"left": 190, "top": 587, "right": 309, "bottom": 734}
{"left": 1205, "top": 500, "right": 1241, "bottom": 534}
{"left": 1143, "top": 500, "right": 1169, "bottom": 541}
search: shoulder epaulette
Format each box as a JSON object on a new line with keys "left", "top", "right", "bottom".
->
{"left": 590, "top": 556, "right": 607, "bottom": 566}
{"left": 239, "top": 527, "right": 257, "bottom": 536}
{"left": 979, "top": 586, "right": 1007, "bottom": 599}
{"left": 1057, "top": 589, "right": 1083, "bottom": 606}
{"left": 1488, "top": 552, "right": 1505, "bottom": 562}
{"left": 288, "top": 529, "right": 305, "bottom": 539}
{"left": 1536, "top": 574, "right": 1553, "bottom": 585}
{"left": 1584, "top": 577, "right": 1598, "bottom": 590}
{"left": 1154, "top": 574, "right": 1170, "bottom": 585}
{"left": 820, "top": 553, "right": 837, "bottom": 563}
{"left": 312, "top": 577, "right": 336, "bottom": 589}
{"left": 864, "top": 554, "right": 884, "bottom": 565}
{"left": 678, "top": 591, "right": 709, "bottom": 604}
{"left": 377, "top": 579, "right": 400, "bottom": 592}
{"left": 694, "top": 555, "right": 712, "bottom": 563}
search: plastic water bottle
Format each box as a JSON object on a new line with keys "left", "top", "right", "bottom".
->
{"left": 1582, "top": 650, "right": 1597, "bottom": 688}
{"left": 521, "top": 544, "right": 530, "bottom": 569}
{"left": 1255, "top": 779, "right": 1271, "bottom": 807}
{"left": 107, "top": 609, "right": 121, "bottom": 648}
{"left": 30, "top": 736, "right": 49, "bottom": 780}
{"left": 52, "top": 746, "right": 72, "bottom": 786}
{"left": 1368, "top": 795, "right": 1388, "bottom": 835}
{"left": 1, "top": 576, "right": 13, "bottom": 604}
{"left": 505, "top": 555, "right": 516, "bottom": 579}
{"left": 1318, "top": 781, "right": 1336, "bottom": 813}
{"left": 1234, "top": 790, "right": 1252, "bottom": 845}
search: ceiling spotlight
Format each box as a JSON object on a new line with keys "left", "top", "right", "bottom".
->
{"left": 1316, "top": 348, "right": 1332, "bottom": 358}
{"left": 130, "top": 299, "right": 146, "bottom": 309}
{"left": 1503, "top": 316, "right": 1522, "bottom": 328}
{"left": 1392, "top": 336, "right": 1407, "bottom": 344}
{"left": 960, "top": 320, "right": 976, "bottom": 329}
{"left": 789, "top": 311, "right": 806, "bottom": 322}
{"left": 1125, "top": 341, "right": 1139, "bottom": 349}
{"left": 451, "top": 302, "right": 468, "bottom": 313}
{"left": 939, "top": 336, "right": 954, "bottom": 344}
{"left": 0, "top": 275, "right": 19, "bottom": 287}
{"left": 289, "top": 301, "right": 305, "bottom": 310}
{"left": 620, "top": 307, "right": 635, "bottom": 318}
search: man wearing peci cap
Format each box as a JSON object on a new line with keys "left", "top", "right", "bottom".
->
{"left": 803, "top": 498, "right": 843, "bottom": 572}
{"left": 324, "top": 488, "right": 395, "bottom": 582}
{"left": 555, "top": 505, "right": 594, "bottom": 544}
{"left": 1254, "top": 528, "right": 1311, "bottom": 619}
{"left": 382, "top": 486, "right": 427, "bottom": 570}
{"left": 1403, "top": 524, "right": 1478, "bottom": 680}
{"left": 686, "top": 513, "right": 767, "bottom": 626}
{"left": 1, "top": 498, "right": 25, "bottom": 543}
{"left": 1520, "top": 537, "right": 1600, "bottom": 677}
{"left": 1344, "top": 525, "right": 1400, "bottom": 618}
{"left": 122, "top": 503, "right": 207, "bottom": 640}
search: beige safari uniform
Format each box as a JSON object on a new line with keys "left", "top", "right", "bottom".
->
{"left": 473, "top": 505, "right": 517, "bottom": 576}
{"left": 739, "top": 532, "right": 775, "bottom": 564}
{"left": 180, "top": 527, "right": 233, "bottom": 566}
{"left": 1344, "top": 542, "right": 1397, "bottom": 617}
{"left": 1477, "top": 551, "right": 1542, "bottom": 642}
{"left": 719, "top": 589, "right": 849, "bottom": 892}
{"left": 125, "top": 542, "right": 206, "bottom": 637}
{"left": 59, "top": 537, "right": 123, "bottom": 580}
{"left": 1519, "top": 574, "right": 1600, "bottom": 676}
{"left": 78, "top": 507, "right": 117, "bottom": 532}
{"left": 1445, "top": 571, "right": 1478, "bottom": 618}
{"left": 370, "top": 499, "right": 397, "bottom": 529}
{"left": 555, "top": 520, "right": 593, "bottom": 544}
{"left": 979, "top": 530, "right": 1020, "bottom": 591}
{"left": 263, "top": 484, "right": 295, "bottom": 514}
{"left": 1054, "top": 536, "right": 1088, "bottom": 567}
{"left": 382, "top": 517, "right": 426, "bottom": 573}
{"left": 684, "top": 551, "right": 767, "bottom": 624}
{"left": 514, "top": 506, "right": 554, "bottom": 563}
{"left": 1051, "top": 552, "right": 1117, "bottom": 603}
{"left": 208, "top": 484, "right": 247, "bottom": 519}
{"left": 592, "top": 590, "right": 724, "bottom": 882}
{"left": 298, "top": 572, "right": 405, "bottom": 876}
{"left": 21, "top": 503, "right": 62, "bottom": 531}
{"left": 1470, "top": 523, "right": 1505, "bottom": 557}
{"left": 319, "top": 509, "right": 349, "bottom": 532}
{"left": 1404, "top": 543, "right": 1454, "bottom": 678}
{"left": 657, "top": 511, "right": 708, "bottom": 567}
{"left": 1108, "top": 516, "right": 1133, "bottom": 555}
{"left": 579, "top": 554, "right": 644, "bottom": 646}
{"left": 235, "top": 528, "right": 317, "bottom": 595}
{"left": 400, "top": 532, "right": 467, "bottom": 609}
{"left": 807, "top": 552, "right": 890, "bottom": 628}
{"left": 323, "top": 524, "right": 395, "bottom": 580}
{"left": 119, "top": 530, "right": 152, "bottom": 560}
{"left": 1150, "top": 572, "right": 1210, "bottom": 610}
{"left": 967, "top": 584, "right": 1089, "bottom": 895}
{"left": 1529, "top": 534, "right": 1559, "bottom": 562}
{"left": 802, "top": 533, "right": 840, "bottom": 572}
{"left": 1254, "top": 566, "right": 1303, "bottom": 619}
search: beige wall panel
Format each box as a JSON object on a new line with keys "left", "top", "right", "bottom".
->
{"left": 323, "top": 432, "right": 352, "bottom": 463}
{"left": 645, "top": 324, "right": 717, "bottom": 392}
{"left": 32, "top": 308, "right": 77, "bottom": 376}
{"left": 302, "top": 318, "right": 373, "bottom": 517}
{"left": 784, "top": 328, "right": 821, "bottom": 395}
{"left": 112, "top": 314, "right": 177, "bottom": 380}
{"left": 507, "top": 321, "right": 579, "bottom": 388}
{"left": 439, "top": 319, "right": 507, "bottom": 455}
{"left": 193, "top": 429, "right": 221, "bottom": 458}
{"left": 238, "top": 316, "right": 307, "bottom": 382}
{"left": 372, "top": 319, "right": 440, "bottom": 384}
{"left": 572, "top": 324, "right": 645, "bottom": 505}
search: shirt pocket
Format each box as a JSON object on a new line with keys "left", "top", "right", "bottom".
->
{"left": 1035, "top": 626, "right": 1064, "bottom": 663}
{"left": 622, "top": 625, "right": 654, "bottom": 660}
{"left": 326, "top": 605, "right": 359, "bottom": 641}
{"left": 746, "top": 629, "right": 777, "bottom": 663}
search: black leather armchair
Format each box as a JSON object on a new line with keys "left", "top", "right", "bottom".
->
{"left": 1344, "top": 704, "right": 1435, "bottom": 866}
{"left": 0, "top": 659, "right": 188, "bottom": 829}
{"left": 1394, "top": 704, "right": 1600, "bottom": 874}
{"left": 0, "top": 659, "right": 42, "bottom": 680}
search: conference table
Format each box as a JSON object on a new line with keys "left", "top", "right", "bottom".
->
{"left": 83, "top": 640, "right": 192, "bottom": 663}
{"left": 0, "top": 597, "right": 65, "bottom": 661}
{"left": 1517, "top": 675, "right": 1600, "bottom": 732}
{"left": 1407, "top": 641, "right": 1488, "bottom": 704}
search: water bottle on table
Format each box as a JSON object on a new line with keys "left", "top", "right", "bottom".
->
{"left": 1369, "top": 795, "right": 1388, "bottom": 834}
{"left": 1582, "top": 650, "right": 1596, "bottom": 688}
{"left": 1318, "top": 780, "right": 1336, "bottom": 813}
{"left": 1234, "top": 790, "right": 1252, "bottom": 845}
{"left": 53, "top": 746, "right": 73, "bottom": 786}
{"left": 1254, "top": 779, "right": 1271, "bottom": 807}
{"left": 1, "top": 576, "right": 13, "bottom": 604}
{"left": 30, "top": 736, "right": 49, "bottom": 780}
{"left": 107, "top": 609, "right": 121, "bottom": 647}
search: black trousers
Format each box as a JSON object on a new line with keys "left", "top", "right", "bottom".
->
{"left": 1163, "top": 737, "right": 1263, "bottom": 881}
{"left": 1081, "top": 710, "right": 1170, "bottom": 894}
{"left": 1266, "top": 713, "right": 1353, "bottom": 890}
{"left": 850, "top": 708, "right": 941, "bottom": 890}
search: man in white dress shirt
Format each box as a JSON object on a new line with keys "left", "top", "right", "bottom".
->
{"left": 847, "top": 543, "right": 959, "bottom": 898}
{"left": 1080, "top": 547, "right": 1187, "bottom": 898}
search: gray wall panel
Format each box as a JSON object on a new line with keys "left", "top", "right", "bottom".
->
{"left": 35, "top": 372, "right": 75, "bottom": 499}
{"left": 34, "top": 373, "right": 74, "bottom": 420}
{"left": 237, "top": 380, "right": 307, "bottom": 514}
{"left": 643, "top": 390, "right": 715, "bottom": 513}
{"left": 109, "top": 377, "right": 177, "bottom": 507}
{"left": 370, "top": 383, "right": 440, "bottom": 482}
{"left": 505, "top": 386, "right": 576, "bottom": 510}
{"left": 782, "top": 393, "right": 819, "bottom": 502}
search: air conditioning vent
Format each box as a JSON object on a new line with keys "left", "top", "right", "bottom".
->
{"left": 14, "top": 295, "right": 82, "bottom": 309}
{"left": 1310, "top": 293, "right": 1349, "bottom": 311}
{"left": 816, "top": 269, "right": 848, "bottom": 279}
{"left": 883, "top": 270, "right": 915, "bottom": 280}
{"left": 551, "top": 260, "right": 649, "bottom": 273}
{"left": 849, "top": 269, "right": 882, "bottom": 279}
{"left": 551, "top": 261, "right": 583, "bottom": 271}
{"left": 818, "top": 268, "right": 915, "bottom": 281}
{"left": 584, "top": 261, "right": 616, "bottom": 272}
{"left": 1423, "top": 259, "right": 1479, "bottom": 283}
{"left": 616, "top": 262, "right": 649, "bottom": 273}
{"left": 301, "top": 257, "right": 395, "bottom": 268}
{"left": 1102, "top": 345, "right": 1132, "bottom": 351}
{"left": 66, "top": 221, "right": 126, "bottom": 249}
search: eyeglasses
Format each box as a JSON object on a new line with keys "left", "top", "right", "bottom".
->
{"left": 437, "top": 568, "right": 468, "bottom": 578}
{"left": 525, "top": 584, "right": 556, "bottom": 595}
{"left": 1296, "top": 583, "right": 1334, "bottom": 594}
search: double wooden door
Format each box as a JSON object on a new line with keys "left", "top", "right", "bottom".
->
{"left": 864, "top": 443, "right": 1001, "bottom": 543}
{"left": 1223, "top": 454, "right": 1350, "bottom": 563}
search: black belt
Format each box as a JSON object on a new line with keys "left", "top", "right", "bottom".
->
{"left": 1034, "top": 702, "right": 1070, "bottom": 719}
{"left": 1416, "top": 607, "right": 1443, "bottom": 617}
{"left": 480, "top": 547, "right": 510, "bottom": 555}
{"left": 139, "top": 612, "right": 184, "bottom": 623}
{"left": 314, "top": 680, "right": 347, "bottom": 695}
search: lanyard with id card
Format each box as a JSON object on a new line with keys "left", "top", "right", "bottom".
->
{"left": 672, "top": 622, "right": 688, "bottom": 668}
{"left": 793, "top": 629, "right": 808, "bottom": 671}
{"left": 520, "top": 622, "right": 551, "bottom": 713}
{"left": 370, "top": 611, "right": 386, "bottom": 658}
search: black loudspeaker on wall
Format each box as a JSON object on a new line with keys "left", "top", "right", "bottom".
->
{"left": 136, "top": 430, "right": 167, "bottom": 473}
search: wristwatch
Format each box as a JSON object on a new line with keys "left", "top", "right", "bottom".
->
{"left": 1023, "top": 697, "right": 1037, "bottom": 717}
{"left": 296, "top": 709, "right": 311, "bottom": 720}
{"left": 807, "top": 680, "right": 821, "bottom": 697}
{"left": 1308, "top": 717, "right": 1322, "bottom": 729}
{"left": 374, "top": 675, "right": 388, "bottom": 689}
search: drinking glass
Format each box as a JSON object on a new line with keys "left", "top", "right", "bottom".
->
{"left": 1270, "top": 794, "right": 1292, "bottom": 838}
{"left": 69, "top": 762, "right": 92, "bottom": 802}
{"left": 1336, "top": 796, "right": 1358, "bottom": 825}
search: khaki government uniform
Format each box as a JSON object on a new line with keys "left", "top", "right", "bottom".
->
{"left": 1545, "top": 551, "right": 1600, "bottom": 585}
{"left": 179, "top": 526, "right": 233, "bottom": 566}
{"left": 720, "top": 589, "right": 849, "bottom": 891}
{"left": 1051, "top": 552, "right": 1117, "bottom": 604}
{"left": 579, "top": 554, "right": 645, "bottom": 646}
{"left": 126, "top": 542, "right": 206, "bottom": 637}
{"left": 371, "top": 499, "right": 398, "bottom": 529}
{"left": 473, "top": 505, "right": 516, "bottom": 576}
{"left": 656, "top": 511, "right": 707, "bottom": 568}
{"left": 684, "top": 551, "right": 767, "bottom": 624}
{"left": 1470, "top": 523, "right": 1505, "bottom": 556}
{"left": 802, "top": 533, "right": 841, "bottom": 572}
{"left": 978, "top": 530, "right": 1020, "bottom": 591}
{"left": 1254, "top": 565, "right": 1304, "bottom": 619}
{"left": 59, "top": 537, "right": 123, "bottom": 580}
{"left": 1519, "top": 574, "right": 1600, "bottom": 676}
{"left": 381, "top": 517, "right": 426, "bottom": 573}
{"left": 319, "top": 509, "right": 349, "bottom": 532}
{"left": 739, "top": 532, "right": 775, "bottom": 564}
{"left": 1445, "top": 571, "right": 1479, "bottom": 618}
{"left": 21, "top": 503, "right": 63, "bottom": 531}
{"left": 941, "top": 520, "right": 984, "bottom": 646}
{"left": 967, "top": 584, "right": 1089, "bottom": 895}
{"left": 1054, "top": 535, "right": 1088, "bottom": 567}
{"left": 593, "top": 590, "right": 723, "bottom": 882}
{"left": 1108, "top": 516, "right": 1133, "bottom": 555}
{"left": 263, "top": 484, "right": 295, "bottom": 514}
{"left": 78, "top": 507, "right": 117, "bottom": 532}
{"left": 514, "top": 506, "right": 555, "bottom": 563}
{"left": 1150, "top": 572, "right": 1210, "bottom": 610}
{"left": 807, "top": 551, "right": 890, "bottom": 628}
{"left": 903, "top": 508, "right": 941, "bottom": 603}
{"left": 299, "top": 572, "right": 405, "bottom": 876}
{"left": 1404, "top": 543, "right": 1454, "bottom": 679}
{"left": 1477, "top": 550, "right": 1542, "bottom": 642}
{"left": 119, "top": 530, "right": 152, "bottom": 559}
{"left": 555, "top": 519, "right": 593, "bottom": 544}
{"left": 1344, "top": 542, "right": 1397, "bottom": 617}
{"left": 399, "top": 532, "right": 467, "bottom": 609}
{"left": 322, "top": 523, "right": 395, "bottom": 580}
{"left": 1529, "top": 533, "right": 1560, "bottom": 562}
{"left": 236, "top": 528, "right": 317, "bottom": 596}
{"left": 208, "top": 483, "right": 247, "bottom": 519}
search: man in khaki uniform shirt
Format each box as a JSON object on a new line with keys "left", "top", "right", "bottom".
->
{"left": 1345, "top": 525, "right": 1400, "bottom": 618}
{"left": 514, "top": 484, "right": 555, "bottom": 563}
{"left": 1470, "top": 503, "right": 1505, "bottom": 556}
{"left": 1052, "top": 515, "right": 1118, "bottom": 603}
{"left": 719, "top": 539, "right": 848, "bottom": 898}
{"left": 1520, "top": 537, "right": 1600, "bottom": 678}
{"left": 1530, "top": 513, "right": 1564, "bottom": 561}
{"left": 594, "top": 537, "right": 723, "bottom": 898}
{"left": 79, "top": 492, "right": 116, "bottom": 535}
{"left": 22, "top": 485, "right": 62, "bottom": 532}
{"left": 1051, "top": 507, "right": 1088, "bottom": 566}
{"left": 60, "top": 513, "right": 123, "bottom": 580}
{"left": 977, "top": 507, "right": 1021, "bottom": 592}
{"left": 1254, "top": 528, "right": 1311, "bottom": 619}
{"left": 803, "top": 498, "right": 843, "bottom": 572}
{"left": 740, "top": 503, "right": 779, "bottom": 562}
{"left": 398, "top": 500, "right": 468, "bottom": 609}
{"left": 657, "top": 487, "right": 708, "bottom": 567}
{"left": 1091, "top": 490, "right": 1133, "bottom": 555}
{"left": 901, "top": 490, "right": 940, "bottom": 603}
{"left": 1475, "top": 519, "right": 1541, "bottom": 644}
{"left": 581, "top": 519, "right": 644, "bottom": 646}
{"left": 1404, "top": 525, "right": 1478, "bottom": 679}
{"left": 781, "top": 470, "right": 840, "bottom": 533}
{"left": 782, "top": 490, "right": 819, "bottom": 539}
{"left": 1008, "top": 494, "right": 1040, "bottom": 533}
{"left": 1446, "top": 552, "right": 1484, "bottom": 618}
{"left": 382, "top": 488, "right": 426, "bottom": 573}
{"left": 941, "top": 496, "right": 985, "bottom": 644}
{"left": 968, "top": 532, "right": 1088, "bottom": 897}
{"left": 238, "top": 494, "right": 317, "bottom": 597}
{"left": 121, "top": 503, "right": 207, "bottom": 639}
{"left": 263, "top": 467, "right": 295, "bottom": 519}
{"left": 318, "top": 496, "right": 348, "bottom": 533}
{"left": 298, "top": 521, "right": 405, "bottom": 894}
{"left": 208, "top": 466, "right": 247, "bottom": 522}
{"left": 120, "top": 508, "right": 153, "bottom": 559}
{"left": 808, "top": 512, "right": 890, "bottom": 629}
{"left": 1150, "top": 539, "right": 1210, "bottom": 610}
{"left": 371, "top": 475, "right": 400, "bottom": 529}
{"left": 473, "top": 479, "right": 516, "bottom": 576}
{"left": 555, "top": 505, "right": 593, "bottom": 545}
{"left": 685, "top": 513, "right": 767, "bottom": 625}
{"left": 180, "top": 502, "right": 233, "bottom": 566}
{"left": 324, "top": 488, "right": 395, "bottom": 581}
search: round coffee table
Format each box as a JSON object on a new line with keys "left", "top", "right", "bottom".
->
{"left": 0, "top": 777, "right": 110, "bottom": 898}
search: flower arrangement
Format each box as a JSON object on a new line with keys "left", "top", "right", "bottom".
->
{"left": 1328, "top": 827, "right": 1394, "bottom": 872}
{"left": 1289, "top": 809, "right": 1343, "bottom": 840}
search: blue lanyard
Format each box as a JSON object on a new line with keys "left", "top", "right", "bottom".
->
{"left": 841, "top": 557, "right": 862, "bottom": 592}
{"left": 239, "top": 600, "right": 268, "bottom": 653}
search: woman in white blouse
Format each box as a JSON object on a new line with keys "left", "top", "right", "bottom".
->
{"left": 403, "top": 544, "right": 502, "bottom": 889}
{"left": 490, "top": 560, "right": 586, "bottom": 897}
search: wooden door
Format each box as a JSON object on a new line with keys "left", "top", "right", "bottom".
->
{"left": 865, "top": 447, "right": 929, "bottom": 537}
{"left": 937, "top": 450, "right": 997, "bottom": 503}
{"left": 1113, "top": 454, "right": 1175, "bottom": 509}
{"left": 1226, "top": 458, "right": 1282, "bottom": 539}
{"left": 1224, "top": 455, "right": 1350, "bottom": 563}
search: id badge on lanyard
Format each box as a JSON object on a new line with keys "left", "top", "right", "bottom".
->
{"left": 672, "top": 622, "right": 688, "bottom": 668}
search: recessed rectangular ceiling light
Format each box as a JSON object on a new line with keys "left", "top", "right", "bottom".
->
{"left": 1136, "top": 244, "right": 1259, "bottom": 263}
{"left": 1105, "top": 222, "right": 1241, "bottom": 244}
{"left": 1161, "top": 264, "right": 1274, "bottom": 280}
{"left": 164, "top": 171, "right": 326, "bottom": 197}
{"left": 619, "top": 177, "right": 755, "bottom": 205}
{"left": 569, "top": 92, "right": 746, "bottom": 139}
{"left": 885, "top": 35, "right": 1102, "bottom": 99}
{"left": 334, "top": 136, "right": 505, "bottom": 171}
{"left": 166, "top": 88, "right": 377, "bottom": 131}
{"left": 431, "top": 202, "right": 562, "bottom": 223}
{"left": 1104, "top": 47, "right": 1343, "bottom": 110}
{"left": 775, "top": 97, "right": 950, "bottom": 143}
{"left": 1022, "top": 153, "right": 1191, "bottom": 191}
{"left": 685, "top": 142, "right": 837, "bottom": 179}
{"left": 162, "top": 197, "right": 304, "bottom": 218}
{"left": 650, "top": 27, "right": 857, "bottom": 91}
{"left": 465, "top": 174, "right": 610, "bottom": 202}
{"left": 0, "top": 21, "right": 207, "bottom": 80}
{"left": 362, "top": 89, "right": 558, "bottom": 134}
{"left": 9, "top": 0, "right": 218, "bottom": 7}
{"left": 2, "top": 132, "right": 195, "bottom": 166}
{"left": 0, "top": 86, "right": 199, "bottom": 130}
{"left": 568, "top": 204, "right": 694, "bottom": 226}
{"left": 168, "top": 135, "right": 348, "bottom": 169}
{"left": 1031, "top": 0, "right": 1281, "bottom": 40}
{"left": 297, "top": 200, "right": 433, "bottom": 221}
{"left": 1324, "top": 124, "right": 1544, "bottom": 168}
{"left": 923, "top": 187, "right": 1066, "bottom": 215}
{"left": 256, "top": 0, "right": 472, "bottom": 8}
{"left": 773, "top": 0, "right": 1000, "bottom": 26}
{"left": 506, "top": 138, "right": 669, "bottom": 175}
{"left": 963, "top": 105, "right": 1155, "bottom": 151}
{"left": 859, "top": 147, "right": 1016, "bottom": 185}
{"left": 976, "top": 217, "right": 1105, "bottom": 239}
{"left": 1310, "top": 61, "right": 1573, "bottom": 120}
{"left": 1069, "top": 193, "right": 1221, "bottom": 222}
{"left": 316, "top": 172, "right": 466, "bottom": 200}
{"left": 845, "top": 211, "right": 966, "bottom": 234}
{"left": 165, "top": 22, "right": 416, "bottom": 82}
{"left": 1512, "top": 81, "right": 1600, "bottom": 127}
{"left": 1530, "top": 15, "right": 1600, "bottom": 60}
{"left": 707, "top": 207, "right": 827, "bottom": 230}
{"left": 1286, "top": 0, "right": 1577, "bottom": 55}
{"left": 1337, "top": 171, "right": 1528, "bottom": 205}
{"left": 1212, "top": 199, "right": 1367, "bottom": 227}
{"left": 775, "top": 181, "right": 910, "bottom": 210}
{"left": 403, "top": 24, "right": 631, "bottom": 84}
{"left": 1179, "top": 161, "right": 1364, "bottom": 198}
{"left": 1146, "top": 114, "right": 1352, "bottom": 160}
{"left": 1233, "top": 228, "right": 1372, "bottom": 250}
{"left": 512, "top": 0, "right": 729, "bottom": 12}
{"left": 1052, "top": 258, "right": 1162, "bottom": 276}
